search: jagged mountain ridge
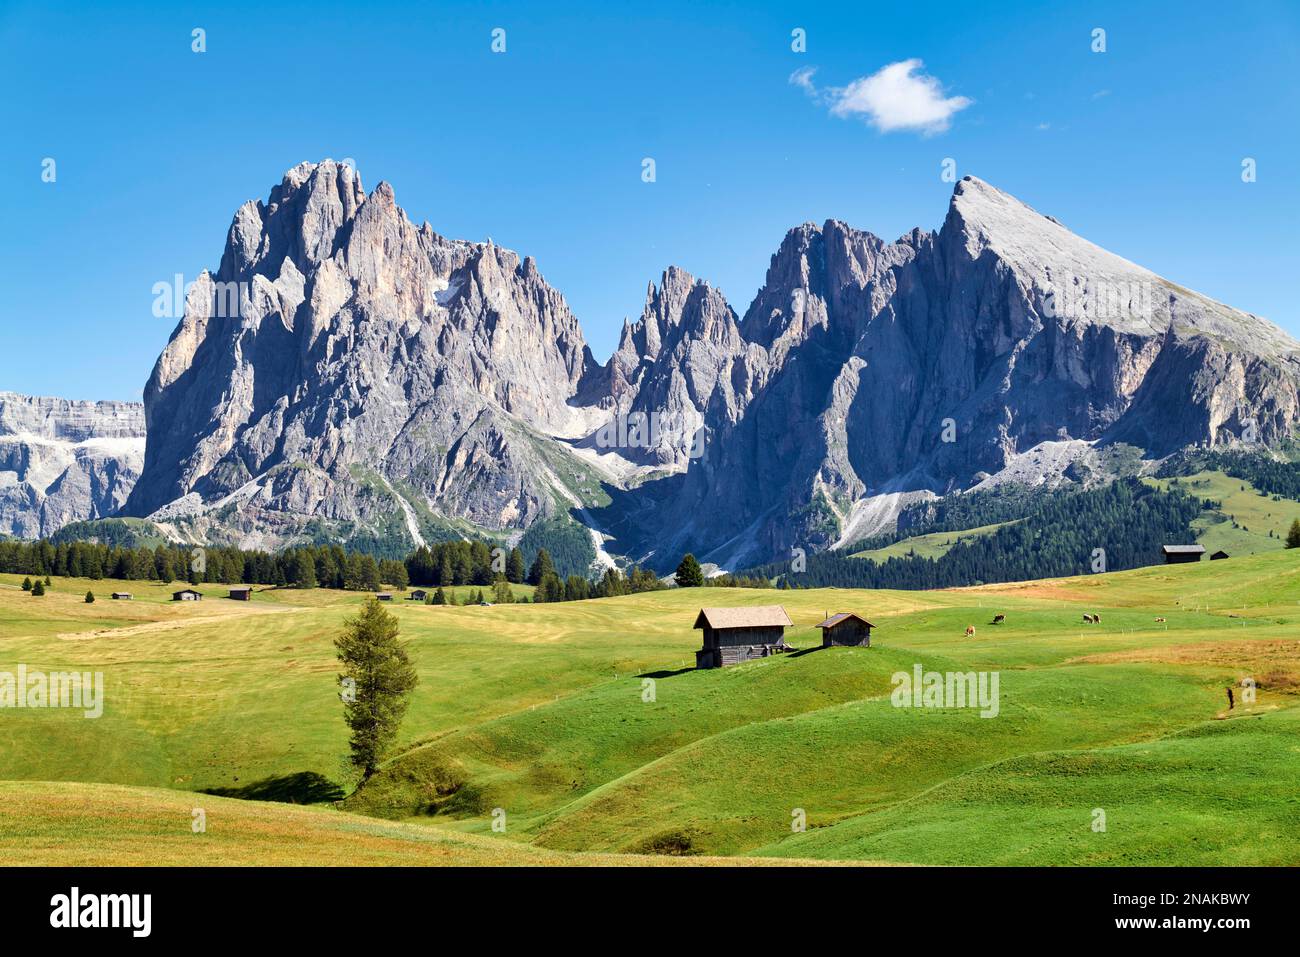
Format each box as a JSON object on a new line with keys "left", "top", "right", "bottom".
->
{"left": 0, "top": 392, "right": 145, "bottom": 538}
{"left": 112, "top": 161, "right": 1300, "bottom": 566}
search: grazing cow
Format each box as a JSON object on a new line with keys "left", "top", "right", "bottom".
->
{"left": 1093, "top": 613, "right": 1101, "bottom": 624}
{"left": 1155, "top": 617, "right": 1166, "bottom": 623}
{"left": 1082, "top": 614, "right": 1094, "bottom": 624}
{"left": 965, "top": 625, "right": 976, "bottom": 638}
{"left": 991, "top": 614, "right": 1005, "bottom": 624}
{"left": 1226, "top": 687, "right": 1235, "bottom": 710}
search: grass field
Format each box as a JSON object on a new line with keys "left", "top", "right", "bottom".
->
{"left": 850, "top": 521, "right": 1010, "bottom": 561}
{"left": 1147, "top": 469, "right": 1300, "bottom": 556}
{"left": 1, "top": 551, "right": 1298, "bottom": 865}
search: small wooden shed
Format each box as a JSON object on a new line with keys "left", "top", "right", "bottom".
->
{"left": 228, "top": 586, "right": 252, "bottom": 601}
{"left": 409, "top": 589, "right": 429, "bottom": 601}
{"left": 172, "top": 588, "right": 203, "bottom": 602}
{"left": 375, "top": 592, "right": 393, "bottom": 602}
{"left": 816, "top": 612, "right": 874, "bottom": 648}
{"left": 693, "top": 605, "right": 793, "bottom": 669}
{"left": 1210, "top": 550, "right": 1230, "bottom": 561}
{"left": 110, "top": 592, "right": 133, "bottom": 600}
{"left": 1162, "top": 544, "right": 1205, "bottom": 564}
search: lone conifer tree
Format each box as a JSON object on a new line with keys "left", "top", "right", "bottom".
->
{"left": 31, "top": 579, "right": 45, "bottom": 596}
{"left": 85, "top": 590, "right": 95, "bottom": 604}
{"left": 675, "top": 553, "right": 704, "bottom": 588}
{"left": 335, "top": 598, "right": 418, "bottom": 781}
{"left": 1287, "top": 519, "right": 1300, "bottom": 549}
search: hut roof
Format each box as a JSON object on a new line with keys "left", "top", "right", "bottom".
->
{"left": 229, "top": 586, "right": 252, "bottom": 593}
{"left": 693, "top": 605, "right": 792, "bottom": 630}
{"left": 1161, "top": 544, "right": 1206, "bottom": 555}
{"left": 814, "top": 612, "right": 875, "bottom": 629}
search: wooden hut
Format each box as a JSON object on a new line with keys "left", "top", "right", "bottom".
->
{"left": 172, "top": 588, "right": 203, "bottom": 602}
{"left": 110, "top": 592, "right": 132, "bottom": 600}
{"left": 1162, "top": 544, "right": 1205, "bottom": 564}
{"left": 409, "top": 589, "right": 429, "bottom": 601}
{"left": 228, "top": 586, "right": 252, "bottom": 601}
{"left": 693, "top": 605, "right": 793, "bottom": 669}
{"left": 375, "top": 592, "right": 393, "bottom": 602}
{"left": 1210, "top": 550, "right": 1230, "bottom": 561}
{"left": 815, "top": 612, "right": 874, "bottom": 648}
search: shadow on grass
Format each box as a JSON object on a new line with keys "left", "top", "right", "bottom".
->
{"left": 786, "top": 645, "right": 825, "bottom": 659}
{"left": 202, "top": 771, "right": 345, "bottom": 805}
{"left": 638, "top": 667, "right": 694, "bottom": 679}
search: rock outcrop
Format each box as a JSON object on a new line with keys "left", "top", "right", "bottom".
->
{"left": 0, "top": 393, "right": 145, "bottom": 538}
{"left": 117, "top": 164, "right": 1300, "bottom": 566}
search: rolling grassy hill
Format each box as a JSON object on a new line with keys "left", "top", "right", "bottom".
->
{"left": 1, "top": 551, "right": 1298, "bottom": 865}
{"left": 1146, "top": 469, "right": 1300, "bottom": 556}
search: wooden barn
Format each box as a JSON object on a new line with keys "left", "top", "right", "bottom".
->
{"left": 172, "top": 588, "right": 203, "bottom": 602}
{"left": 409, "top": 589, "right": 429, "bottom": 601}
{"left": 110, "top": 592, "right": 132, "bottom": 600}
{"left": 816, "top": 612, "right": 874, "bottom": 648}
{"left": 1162, "top": 544, "right": 1205, "bottom": 564}
{"left": 375, "top": 592, "right": 393, "bottom": 602}
{"left": 693, "top": 605, "right": 793, "bottom": 669}
{"left": 228, "top": 586, "right": 252, "bottom": 601}
{"left": 1210, "top": 550, "right": 1230, "bottom": 561}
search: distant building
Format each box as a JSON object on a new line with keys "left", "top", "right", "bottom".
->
{"left": 172, "top": 588, "right": 203, "bottom": 601}
{"left": 409, "top": 589, "right": 428, "bottom": 601}
{"left": 375, "top": 592, "right": 393, "bottom": 601}
{"left": 1210, "top": 550, "right": 1230, "bottom": 561}
{"left": 816, "top": 612, "right": 874, "bottom": 648}
{"left": 1162, "top": 545, "right": 1205, "bottom": 564}
{"left": 693, "top": 605, "right": 793, "bottom": 669}
{"left": 110, "top": 592, "right": 132, "bottom": 600}
{"left": 228, "top": 586, "right": 252, "bottom": 601}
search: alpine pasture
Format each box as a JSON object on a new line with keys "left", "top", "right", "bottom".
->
{"left": 1, "top": 553, "right": 1297, "bottom": 865}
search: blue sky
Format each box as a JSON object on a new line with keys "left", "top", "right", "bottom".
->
{"left": 2, "top": 0, "right": 1297, "bottom": 401}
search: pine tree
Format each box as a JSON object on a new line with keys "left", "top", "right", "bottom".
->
{"left": 1286, "top": 519, "right": 1300, "bottom": 549}
{"left": 31, "top": 579, "right": 45, "bottom": 596}
{"left": 492, "top": 579, "right": 514, "bottom": 604}
{"left": 432, "top": 586, "right": 447, "bottom": 605}
{"left": 293, "top": 550, "right": 318, "bottom": 589}
{"left": 20, "top": 577, "right": 31, "bottom": 591}
{"left": 335, "top": 598, "right": 418, "bottom": 781}
{"left": 674, "top": 553, "right": 704, "bottom": 588}
{"left": 84, "top": 590, "right": 95, "bottom": 604}
{"left": 527, "top": 548, "right": 556, "bottom": 586}
{"left": 506, "top": 547, "right": 526, "bottom": 584}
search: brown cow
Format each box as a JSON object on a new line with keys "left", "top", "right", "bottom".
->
{"left": 965, "top": 625, "right": 976, "bottom": 638}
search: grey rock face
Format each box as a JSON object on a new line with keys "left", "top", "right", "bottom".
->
{"left": 124, "top": 160, "right": 599, "bottom": 551}
{"left": 122, "top": 164, "right": 1300, "bottom": 565}
{"left": 0, "top": 392, "right": 145, "bottom": 538}
{"left": 594, "top": 177, "right": 1300, "bottom": 568}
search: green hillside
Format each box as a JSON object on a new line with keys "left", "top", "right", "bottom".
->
{"left": 2, "top": 550, "right": 1298, "bottom": 865}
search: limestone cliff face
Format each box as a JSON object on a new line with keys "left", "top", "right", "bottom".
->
{"left": 124, "top": 160, "right": 599, "bottom": 548}
{"left": 0, "top": 393, "right": 145, "bottom": 538}
{"left": 595, "top": 177, "right": 1300, "bottom": 567}
{"left": 119, "top": 165, "right": 1300, "bottom": 565}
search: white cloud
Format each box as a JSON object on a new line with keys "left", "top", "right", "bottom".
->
{"left": 788, "top": 66, "right": 817, "bottom": 94}
{"left": 792, "top": 59, "right": 972, "bottom": 135}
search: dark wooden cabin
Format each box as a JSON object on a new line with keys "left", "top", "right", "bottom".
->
{"left": 172, "top": 588, "right": 203, "bottom": 601}
{"left": 1210, "top": 550, "right": 1230, "bottom": 561}
{"left": 1162, "top": 545, "right": 1205, "bottom": 564}
{"left": 375, "top": 592, "right": 393, "bottom": 602}
{"left": 816, "top": 612, "right": 874, "bottom": 648}
{"left": 409, "top": 589, "right": 429, "bottom": 601}
{"left": 693, "top": 605, "right": 793, "bottom": 669}
{"left": 228, "top": 586, "right": 252, "bottom": 601}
